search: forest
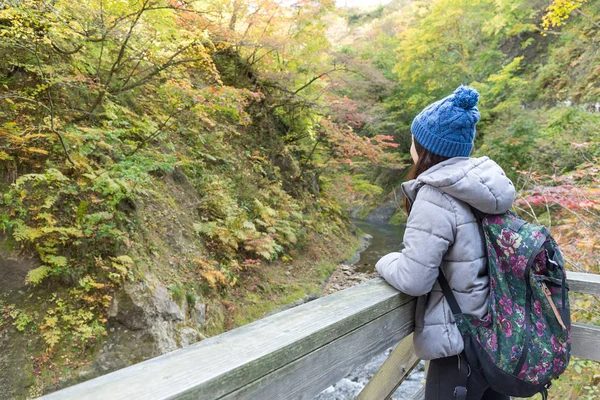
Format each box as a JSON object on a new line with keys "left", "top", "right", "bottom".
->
{"left": 0, "top": 0, "right": 598, "bottom": 398}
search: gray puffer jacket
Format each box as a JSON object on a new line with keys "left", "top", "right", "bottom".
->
{"left": 375, "top": 156, "right": 515, "bottom": 360}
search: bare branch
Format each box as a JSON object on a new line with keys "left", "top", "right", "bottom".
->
{"left": 126, "top": 103, "right": 193, "bottom": 157}
{"left": 87, "top": 0, "right": 150, "bottom": 116}
{"left": 34, "top": 40, "right": 75, "bottom": 166}
{"left": 112, "top": 54, "right": 202, "bottom": 94}
{"left": 51, "top": 42, "right": 84, "bottom": 55}
{"left": 575, "top": 8, "right": 600, "bottom": 29}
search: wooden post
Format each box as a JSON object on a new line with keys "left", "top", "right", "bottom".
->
{"left": 356, "top": 333, "right": 420, "bottom": 400}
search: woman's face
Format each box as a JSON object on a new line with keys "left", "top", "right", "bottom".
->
{"left": 410, "top": 136, "right": 419, "bottom": 164}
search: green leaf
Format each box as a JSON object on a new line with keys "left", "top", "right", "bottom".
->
{"left": 13, "top": 224, "right": 44, "bottom": 242}
{"left": 45, "top": 255, "right": 68, "bottom": 267}
{"left": 25, "top": 265, "right": 51, "bottom": 285}
{"left": 110, "top": 255, "right": 134, "bottom": 275}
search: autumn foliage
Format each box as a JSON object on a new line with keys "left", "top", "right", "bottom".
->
{"left": 0, "top": 0, "right": 399, "bottom": 372}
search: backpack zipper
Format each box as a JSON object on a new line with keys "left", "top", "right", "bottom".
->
{"left": 539, "top": 282, "right": 567, "bottom": 330}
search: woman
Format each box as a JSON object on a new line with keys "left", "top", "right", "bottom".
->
{"left": 375, "top": 86, "right": 515, "bottom": 400}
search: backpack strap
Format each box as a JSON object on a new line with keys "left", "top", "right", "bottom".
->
{"left": 471, "top": 205, "right": 528, "bottom": 234}
{"left": 454, "top": 352, "right": 470, "bottom": 400}
{"left": 540, "top": 382, "right": 551, "bottom": 400}
{"left": 438, "top": 272, "right": 470, "bottom": 399}
{"left": 437, "top": 271, "right": 463, "bottom": 315}
{"left": 469, "top": 206, "right": 487, "bottom": 222}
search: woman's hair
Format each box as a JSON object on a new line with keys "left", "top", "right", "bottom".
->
{"left": 403, "top": 138, "right": 450, "bottom": 214}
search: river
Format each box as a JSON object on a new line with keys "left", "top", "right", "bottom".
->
{"left": 314, "top": 219, "right": 425, "bottom": 400}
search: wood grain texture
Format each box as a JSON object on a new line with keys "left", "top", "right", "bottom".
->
{"left": 571, "top": 323, "right": 600, "bottom": 362}
{"left": 221, "top": 300, "right": 415, "bottom": 400}
{"left": 39, "top": 274, "right": 600, "bottom": 400}
{"left": 567, "top": 271, "right": 600, "bottom": 296}
{"left": 41, "top": 278, "right": 413, "bottom": 400}
{"left": 356, "top": 334, "right": 419, "bottom": 400}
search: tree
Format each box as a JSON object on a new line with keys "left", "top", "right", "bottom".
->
{"left": 542, "top": 0, "right": 600, "bottom": 31}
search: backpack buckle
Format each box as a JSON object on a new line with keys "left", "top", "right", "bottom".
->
{"left": 454, "top": 386, "right": 467, "bottom": 400}
{"left": 544, "top": 248, "right": 559, "bottom": 271}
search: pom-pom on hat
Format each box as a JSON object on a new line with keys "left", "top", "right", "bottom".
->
{"left": 410, "top": 85, "right": 481, "bottom": 158}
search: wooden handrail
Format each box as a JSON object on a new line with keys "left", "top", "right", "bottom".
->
{"left": 566, "top": 271, "right": 600, "bottom": 295}
{"left": 41, "top": 278, "right": 415, "bottom": 399}
{"left": 40, "top": 273, "right": 600, "bottom": 400}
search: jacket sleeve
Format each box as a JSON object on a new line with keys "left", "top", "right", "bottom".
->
{"left": 375, "top": 187, "right": 456, "bottom": 297}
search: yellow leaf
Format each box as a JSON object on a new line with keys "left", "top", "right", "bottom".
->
{"left": 201, "top": 270, "right": 228, "bottom": 288}
{"left": 25, "top": 265, "right": 51, "bottom": 285}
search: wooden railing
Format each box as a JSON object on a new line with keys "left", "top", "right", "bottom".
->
{"left": 41, "top": 272, "right": 600, "bottom": 400}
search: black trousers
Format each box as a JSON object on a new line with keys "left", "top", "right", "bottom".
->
{"left": 424, "top": 354, "right": 510, "bottom": 400}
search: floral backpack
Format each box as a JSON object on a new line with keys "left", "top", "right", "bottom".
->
{"left": 438, "top": 209, "right": 571, "bottom": 400}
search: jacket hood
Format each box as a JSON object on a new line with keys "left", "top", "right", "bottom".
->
{"left": 403, "top": 156, "right": 515, "bottom": 214}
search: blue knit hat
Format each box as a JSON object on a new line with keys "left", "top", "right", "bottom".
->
{"left": 411, "top": 85, "right": 481, "bottom": 158}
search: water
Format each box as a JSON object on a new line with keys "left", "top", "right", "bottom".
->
{"left": 350, "top": 219, "right": 406, "bottom": 273}
{"left": 313, "top": 351, "right": 425, "bottom": 400}
{"left": 315, "top": 219, "right": 425, "bottom": 400}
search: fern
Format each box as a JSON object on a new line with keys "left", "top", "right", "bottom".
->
{"left": 201, "top": 269, "right": 229, "bottom": 288}
{"left": 194, "top": 221, "right": 218, "bottom": 237}
{"left": 25, "top": 265, "right": 51, "bottom": 285}
{"left": 41, "top": 226, "right": 84, "bottom": 238}
{"left": 79, "top": 275, "right": 106, "bottom": 291}
{"left": 214, "top": 227, "right": 238, "bottom": 250}
{"left": 41, "top": 195, "right": 58, "bottom": 209}
{"left": 13, "top": 224, "right": 44, "bottom": 242}
{"left": 242, "top": 220, "right": 256, "bottom": 230}
{"left": 230, "top": 216, "right": 256, "bottom": 241}
{"left": 14, "top": 169, "right": 68, "bottom": 188}
{"left": 43, "top": 255, "right": 68, "bottom": 267}
{"left": 40, "top": 315, "right": 58, "bottom": 329}
{"left": 276, "top": 224, "right": 298, "bottom": 245}
{"left": 34, "top": 212, "right": 57, "bottom": 225}
{"left": 244, "top": 234, "right": 282, "bottom": 260}
{"left": 41, "top": 327, "right": 62, "bottom": 349}
{"left": 253, "top": 199, "right": 277, "bottom": 226}
{"left": 86, "top": 212, "right": 113, "bottom": 224}
{"left": 12, "top": 311, "right": 33, "bottom": 332}
{"left": 110, "top": 255, "right": 134, "bottom": 276}
{"left": 112, "top": 255, "right": 134, "bottom": 264}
